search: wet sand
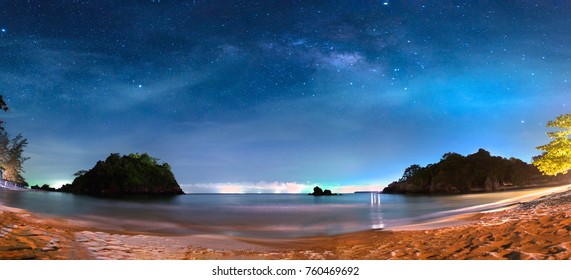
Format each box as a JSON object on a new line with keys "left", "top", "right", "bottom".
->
{"left": 2, "top": 187, "right": 571, "bottom": 260}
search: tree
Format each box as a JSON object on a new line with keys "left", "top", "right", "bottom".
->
{"left": 0, "top": 95, "right": 8, "bottom": 131}
{"left": 0, "top": 96, "right": 28, "bottom": 184}
{"left": 0, "top": 132, "right": 29, "bottom": 183}
{"left": 533, "top": 114, "right": 571, "bottom": 176}
{"left": 399, "top": 164, "right": 423, "bottom": 182}
{"left": 129, "top": 152, "right": 159, "bottom": 165}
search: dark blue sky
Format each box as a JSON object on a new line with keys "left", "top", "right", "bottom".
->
{"left": 1, "top": 0, "right": 569, "bottom": 193}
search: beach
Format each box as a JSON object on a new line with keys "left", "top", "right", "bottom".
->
{"left": 1, "top": 186, "right": 571, "bottom": 260}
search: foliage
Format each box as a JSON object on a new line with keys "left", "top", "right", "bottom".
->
{"left": 62, "top": 152, "right": 183, "bottom": 195}
{"left": 384, "top": 149, "right": 540, "bottom": 194}
{"left": 399, "top": 164, "right": 423, "bottom": 182}
{"left": 31, "top": 184, "right": 56, "bottom": 191}
{"left": 0, "top": 95, "right": 29, "bottom": 184}
{"left": 533, "top": 114, "right": 571, "bottom": 176}
{"left": 0, "top": 131, "right": 29, "bottom": 183}
{"left": 0, "top": 95, "right": 8, "bottom": 130}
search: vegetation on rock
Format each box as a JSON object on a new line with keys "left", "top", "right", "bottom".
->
{"left": 60, "top": 153, "right": 184, "bottom": 195}
{"left": 30, "top": 184, "right": 56, "bottom": 191}
{"left": 383, "top": 149, "right": 542, "bottom": 194}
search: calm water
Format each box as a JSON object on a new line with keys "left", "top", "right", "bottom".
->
{"left": 0, "top": 186, "right": 565, "bottom": 238}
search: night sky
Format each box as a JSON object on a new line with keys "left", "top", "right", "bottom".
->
{"left": 1, "top": 0, "right": 569, "bottom": 193}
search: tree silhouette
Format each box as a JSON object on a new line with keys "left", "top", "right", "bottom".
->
{"left": 399, "top": 164, "right": 422, "bottom": 182}
{"left": 0, "top": 95, "right": 8, "bottom": 130}
{"left": 533, "top": 114, "right": 571, "bottom": 176}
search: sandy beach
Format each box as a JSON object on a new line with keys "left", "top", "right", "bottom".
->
{"left": 2, "top": 186, "right": 571, "bottom": 260}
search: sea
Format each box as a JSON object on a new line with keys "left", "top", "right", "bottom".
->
{"left": 0, "top": 186, "right": 567, "bottom": 238}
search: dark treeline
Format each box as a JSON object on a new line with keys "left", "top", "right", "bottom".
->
{"left": 383, "top": 148, "right": 554, "bottom": 194}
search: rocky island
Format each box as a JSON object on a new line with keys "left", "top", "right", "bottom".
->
{"left": 308, "top": 186, "right": 339, "bottom": 196}
{"left": 59, "top": 153, "right": 184, "bottom": 196}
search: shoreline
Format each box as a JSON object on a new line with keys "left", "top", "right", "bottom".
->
{"left": 2, "top": 185, "right": 571, "bottom": 259}
{"left": 386, "top": 184, "right": 571, "bottom": 231}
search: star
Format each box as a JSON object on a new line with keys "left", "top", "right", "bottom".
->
{"left": 0, "top": 28, "right": 6, "bottom": 33}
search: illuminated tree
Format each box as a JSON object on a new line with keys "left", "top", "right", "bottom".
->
{"left": 0, "top": 96, "right": 28, "bottom": 183}
{"left": 533, "top": 114, "right": 571, "bottom": 176}
{"left": 0, "top": 132, "right": 29, "bottom": 183}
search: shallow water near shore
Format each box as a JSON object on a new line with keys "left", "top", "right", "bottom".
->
{"left": 0, "top": 186, "right": 568, "bottom": 238}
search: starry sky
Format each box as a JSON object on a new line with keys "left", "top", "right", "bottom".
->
{"left": 0, "top": 0, "right": 570, "bottom": 193}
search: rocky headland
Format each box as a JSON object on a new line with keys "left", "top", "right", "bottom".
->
{"left": 383, "top": 148, "right": 570, "bottom": 194}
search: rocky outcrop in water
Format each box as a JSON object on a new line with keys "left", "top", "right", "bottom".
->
{"left": 309, "top": 186, "right": 338, "bottom": 196}
{"left": 60, "top": 153, "right": 184, "bottom": 196}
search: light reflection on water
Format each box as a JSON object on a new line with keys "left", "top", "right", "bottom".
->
{"left": 0, "top": 186, "right": 567, "bottom": 238}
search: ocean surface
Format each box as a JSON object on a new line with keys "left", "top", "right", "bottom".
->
{"left": 0, "top": 186, "right": 566, "bottom": 238}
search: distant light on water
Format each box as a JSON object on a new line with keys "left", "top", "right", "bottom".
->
{"left": 181, "top": 182, "right": 385, "bottom": 194}
{"left": 52, "top": 180, "right": 71, "bottom": 188}
{"left": 370, "top": 193, "right": 381, "bottom": 205}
